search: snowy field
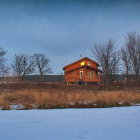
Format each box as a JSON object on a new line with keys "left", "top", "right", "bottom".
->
{"left": 0, "top": 107, "right": 140, "bottom": 140}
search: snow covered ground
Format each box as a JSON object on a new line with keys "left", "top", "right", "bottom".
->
{"left": 0, "top": 107, "right": 140, "bottom": 140}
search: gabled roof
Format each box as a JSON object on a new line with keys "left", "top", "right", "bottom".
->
{"left": 63, "top": 57, "right": 99, "bottom": 70}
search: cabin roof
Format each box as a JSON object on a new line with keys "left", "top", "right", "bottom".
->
{"left": 63, "top": 57, "right": 99, "bottom": 70}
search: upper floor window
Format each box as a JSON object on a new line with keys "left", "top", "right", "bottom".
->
{"left": 88, "top": 62, "right": 92, "bottom": 66}
{"left": 80, "top": 61, "right": 85, "bottom": 66}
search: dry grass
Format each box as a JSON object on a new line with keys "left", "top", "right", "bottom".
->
{"left": 0, "top": 89, "right": 140, "bottom": 110}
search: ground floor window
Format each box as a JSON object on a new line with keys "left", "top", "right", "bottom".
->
{"left": 88, "top": 71, "right": 94, "bottom": 80}
{"left": 80, "top": 71, "right": 83, "bottom": 79}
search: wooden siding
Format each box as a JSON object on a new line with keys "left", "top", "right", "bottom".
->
{"left": 63, "top": 57, "right": 102, "bottom": 83}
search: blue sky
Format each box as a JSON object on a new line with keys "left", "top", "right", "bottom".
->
{"left": 0, "top": 0, "right": 140, "bottom": 74}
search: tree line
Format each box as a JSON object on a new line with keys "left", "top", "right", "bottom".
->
{"left": 0, "top": 31, "right": 140, "bottom": 84}
{"left": 0, "top": 52, "right": 52, "bottom": 81}
{"left": 91, "top": 32, "right": 140, "bottom": 85}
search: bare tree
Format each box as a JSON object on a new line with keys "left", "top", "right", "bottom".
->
{"left": 0, "top": 65, "right": 11, "bottom": 82}
{"left": 33, "top": 53, "right": 52, "bottom": 81}
{"left": 0, "top": 65, "right": 10, "bottom": 77}
{"left": 121, "top": 48, "right": 131, "bottom": 80}
{"left": 0, "top": 48, "right": 6, "bottom": 65}
{"left": 0, "top": 48, "right": 7, "bottom": 80}
{"left": 91, "top": 40, "right": 120, "bottom": 84}
{"left": 11, "top": 54, "right": 35, "bottom": 80}
{"left": 110, "top": 52, "right": 120, "bottom": 81}
{"left": 121, "top": 32, "right": 140, "bottom": 81}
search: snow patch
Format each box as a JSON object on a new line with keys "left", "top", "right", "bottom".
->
{"left": 10, "top": 104, "right": 25, "bottom": 110}
{"left": 0, "top": 107, "right": 140, "bottom": 140}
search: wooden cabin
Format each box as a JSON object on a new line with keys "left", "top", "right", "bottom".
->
{"left": 63, "top": 57, "right": 102, "bottom": 85}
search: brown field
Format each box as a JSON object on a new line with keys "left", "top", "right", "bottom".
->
{"left": 0, "top": 82, "right": 140, "bottom": 110}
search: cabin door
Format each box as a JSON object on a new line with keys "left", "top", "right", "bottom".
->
{"left": 80, "top": 71, "right": 83, "bottom": 79}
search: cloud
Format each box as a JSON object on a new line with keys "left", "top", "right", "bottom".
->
{"left": 0, "top": 0, "right": 140, "bottom": 73}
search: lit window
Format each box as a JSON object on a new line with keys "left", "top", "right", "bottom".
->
{"left": 80, "top": 61, "right": 85, "bottom": 66}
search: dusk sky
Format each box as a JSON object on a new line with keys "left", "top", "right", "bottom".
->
{"left": 0, "top": 0, "right": 140, "bottom": 74}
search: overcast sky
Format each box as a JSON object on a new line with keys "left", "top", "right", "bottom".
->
{"left": 0, "top": 0, "right": 140, "bottom": 74}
